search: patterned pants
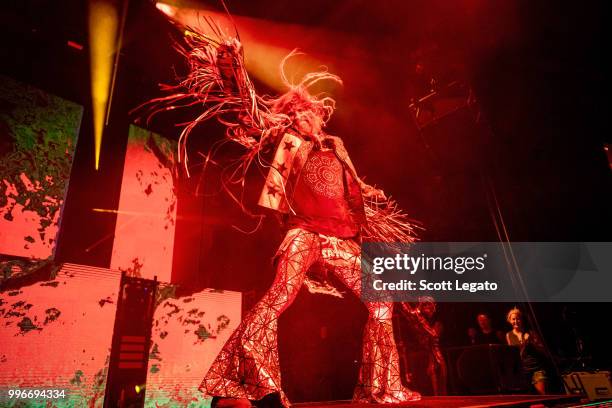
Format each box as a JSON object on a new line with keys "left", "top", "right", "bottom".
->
{"left": 200, "top": 228, "right": 420, "bottom": 406}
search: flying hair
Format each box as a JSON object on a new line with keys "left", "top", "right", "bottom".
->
{"left": 265, "top": 50, "right": 343, "bottom": 125}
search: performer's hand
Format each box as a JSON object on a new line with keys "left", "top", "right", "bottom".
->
{"left": 217, "top": 41, "right": 242, "bottom": 93}
{"left": 362, "top": 184, "right": 387, "bottom": 201}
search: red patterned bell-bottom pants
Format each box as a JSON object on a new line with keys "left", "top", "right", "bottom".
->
{"left": 200, "top": 228, "right": 420, "bottom": 406}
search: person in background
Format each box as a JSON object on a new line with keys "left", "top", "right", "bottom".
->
{"left": 399, "top": 297, "right": 448, "bottom": 396}
{"left": 467, "top": 312, "right": 504, "bottom": 345}
{"left": 505, "top": 307, "right": 548, "bottom": 394}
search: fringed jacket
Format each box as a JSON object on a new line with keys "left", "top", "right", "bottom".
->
{"left": 257, "top": 132, "right": 366, "bottom": 227}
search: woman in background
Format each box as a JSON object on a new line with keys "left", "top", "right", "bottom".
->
{"left": 506, "top": 307, "right": 548, "bottom": 394}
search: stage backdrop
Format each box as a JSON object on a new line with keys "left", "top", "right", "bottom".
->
{"left": 0, "top": 264, "right": 241, "bottom": 407}
{"left": 110, "top": 124, "right": 178, "bottom": 282}
{"left": 0, "top": 75, "right": 82, "bottom": 260}
{"left": 144, "top": 288, "right": 241, "bottom": 407}
{"left": 0, "top": 263, "right": 120, "bottom": 407}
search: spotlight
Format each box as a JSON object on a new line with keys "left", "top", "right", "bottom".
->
{"left": 155, "top": 2, "right": 176, "bottom": 17}
{"left": 88, "top": 0, "right": 119, "bottom": 170}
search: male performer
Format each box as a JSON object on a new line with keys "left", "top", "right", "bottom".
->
{"left": 145, "top": 25, "right": 420, "bottom": 407}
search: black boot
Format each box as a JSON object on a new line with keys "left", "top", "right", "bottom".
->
{"left": 251, "top": 392, "right": 284, "bottom": 408}
{"left": 211, "top": 397, "right": 253, "bottom": 408}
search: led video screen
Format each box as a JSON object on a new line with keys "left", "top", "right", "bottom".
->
{"left": 0, "top": 264, "right": 120, "bottom": 407}
{"left": 0, "top": 75, "right": 82, "bottom": 260}
{"left": 110, "top": 125, "right": 178, "bottom": 282}
{"left": 0, "top": 264, "right": 241, "bottom": 407}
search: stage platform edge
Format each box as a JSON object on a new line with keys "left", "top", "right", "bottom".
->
{"left": 293, "top": 394, "right": 591, "bottom": 408}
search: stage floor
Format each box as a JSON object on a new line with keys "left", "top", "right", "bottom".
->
{"left": 293, "top": 395, "right": 585, "bottom": 408}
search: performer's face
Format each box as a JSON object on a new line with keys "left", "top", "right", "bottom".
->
{"left": 295, "top": 110, "right": 323, "bottom": 137}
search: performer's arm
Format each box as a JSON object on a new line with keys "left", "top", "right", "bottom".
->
{"left": 337, "top": 140, "right": 387, "bottom": 201}
{"left": 216, "top": 41, "right": 281, "bottom": 145}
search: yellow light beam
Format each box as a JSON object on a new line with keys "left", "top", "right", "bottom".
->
{"left": 89, "top": 0, "right": 119, "bottom": 170}
{"left": 92, "top": 208, "right": 168, "bottom": 218}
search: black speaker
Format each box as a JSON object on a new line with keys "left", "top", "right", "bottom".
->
{"left": 104, "top": 273, "right": 158, "bottom": 408}
{"left": 563, "top": 371, "right": 612, "bottom": 401}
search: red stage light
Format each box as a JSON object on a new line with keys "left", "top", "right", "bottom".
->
{"left": 67, "top": 40, "right": 84, "bottom": 51}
